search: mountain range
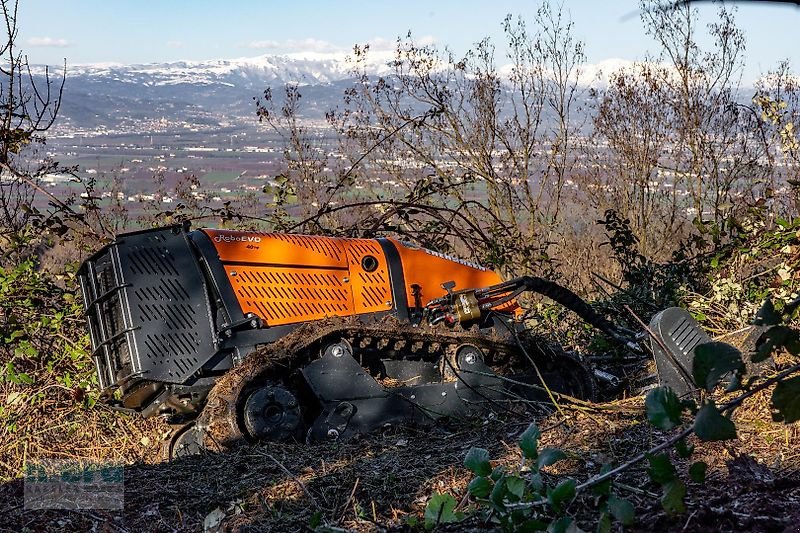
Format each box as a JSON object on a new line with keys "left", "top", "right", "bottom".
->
{"left": 31, "top": 54, "right": 639, "bottom": 132}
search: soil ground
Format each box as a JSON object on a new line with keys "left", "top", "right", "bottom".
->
{"left": 2, "top": 389, "right": 799, "bottom": 532}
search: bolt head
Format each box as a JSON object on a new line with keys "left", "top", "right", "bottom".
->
{"left": 224, "top": 329, "right": 233, "bottom": 337}
{"left": 327, "top": 429, "right": 339, "bottom": 440}
{"left": 250, "top": 319, "right": 259, "bottom": 328}
{"left": 331, "top": 345, "right": 344, "bottom": 357}
{"left": 464, "top": 353, "right": 477, "bottom": 365}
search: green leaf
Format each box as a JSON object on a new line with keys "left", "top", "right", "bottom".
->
{"left": 490, "top": 465, "right": 505, "bottom": 481}
{"left": 771, "top": 375, "right": 800, "bottom": 423}
{"left": 693, "top": 342, "right": 743, "bottom": 392}
{"left": 645, "top": 387, "right": 684, "bottom": 430}
{"left": 424, "top": 493, "right": 461, "bottom": 528}
{"left": 519, "top": 423, "right": 540, "bottom": 459}
{"left": 694, "top": 401, "right": 737, "bottom": 441}
{"left": 468, "top": 476, "right": 492, "bottom": 498}
{"left": 547, "top": 516, "right": 574, "bottom": 533}
{"left": 489, "top": 476, "right": 507, "bottom": 511}
{"left": 754, "top": 299, "right": 781, "bottom": 326}
{"left": 689, "top": 461, "right": 707, "bottom": 483}
{"left": 505, "top": 475, "right": 526, "bottom": 499}
{"left": 464, "top": 447, "right": 492, "bottom": 477}
{"left": 309, "top": 510, "right": 322, "bottom": 529}
{"left": 536, "top": 448, "right": 567, "bottom": 470}
{"left": 518, "top": 519, "right": 549, "bottom": 533}
{"left": 596, "top": 512, "right": 611, "bottom": 533}
{"left": 592, "top": 464, "right": 613, "bottom": 497}
{"left": 608, "top": 495, "right": 635, "bottom": 526}
{"left": 660, "top": 480, "right": 686, "bottom": 514}
{"left": 529, "top": 471, "right": 543, "bottom": 492}
{"left": 754, "top": 326, "right": 794, "bottom": 363}
{"left": 546, "top": 478, "right": 576, "bottom": 514}
{"left": 674, "top": 438, "right": 695, "bottom": 459}
{"left": 646, "top": 453, "right": 676, "bottom": 485}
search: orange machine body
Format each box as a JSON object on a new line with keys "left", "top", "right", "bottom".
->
{"left": 201, "top": 229, "right": 512, "bottom": 327}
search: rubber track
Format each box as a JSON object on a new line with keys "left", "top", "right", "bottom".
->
{"left": 196, "top": 316, "right": 593, "bottom": 450}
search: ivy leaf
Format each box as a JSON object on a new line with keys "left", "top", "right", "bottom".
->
{"left": 689, "top": 461, "right": 707, "bottom": 483}
{"left": 661, "top": 480, "right": 686, "bottom": 514}
{"left": 645, "top": 387, "right": 684, "bottom": 430}
{"left": 754, "top": 326, "right": 794, "bottom": 363}
{"left": 693, "top": 342, "right": 743, "bottom": 392}
{"left": 464, "top": 447, "right": 492, "bottom": 477}
{"left": 546, "top": 478, "right": 576, "bottom": 514}
{"left": 754, "top": 299, "right": 781, "bottom": 326}
{"left": 646, "top": 453, "right": 676, "bottom": 485}
{"left": 536, "top": 448, "right": 567, "bottom": 470}
{"left": 519, "top": 423, "right": 541, "bottom": 459}
{"left": 468, "top": 476, "right": 492, "bottom": 498}
{"left": 771, "top": 375, "right": 800, "bottom": 423}
{"left": 608, "top": 495, "right": 635, "bottom": 526}
{"left": 423, "top": 493, "right": 461, "bottom": 528}
{"left": 694, "top": 401, "right": 737, "bottom": 441}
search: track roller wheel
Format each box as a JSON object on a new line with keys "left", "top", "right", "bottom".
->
{"left": 241, "top": 384, "right": 304, "bottom": 442}
{"left": 163, "top": 422, "right": 203, "bottom": 460}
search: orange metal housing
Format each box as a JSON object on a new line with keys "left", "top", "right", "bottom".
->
{"left": 201, "top": 229, "right": 515, "bottom": 327}
{"left": 386, "top": 239, "right": 506, "bottom": 306}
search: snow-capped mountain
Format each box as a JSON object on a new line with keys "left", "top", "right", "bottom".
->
{"left": 31, "top": 52, "right": 401, "bottom": 130}
{"left": 32, "top": 53, "right": 637, "bottom": 131}
{"left": 49, "top": 50, "right": 397, "bottom": 88}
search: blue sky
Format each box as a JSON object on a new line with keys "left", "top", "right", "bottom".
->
{"left": 17, "top": 0, "right": 800, "bottom": 84}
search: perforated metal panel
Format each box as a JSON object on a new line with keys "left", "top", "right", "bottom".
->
{"left": 82, "top": 227, "right": 217, "bottom": 387}
{"left": 346, "top": 239, "right": 392, "bottom": 313}
{"left": 226, "top": 265, "right": 354, "bottom": 326}
{"left": 116, "top": 230, "right": 216, "bottom": 382}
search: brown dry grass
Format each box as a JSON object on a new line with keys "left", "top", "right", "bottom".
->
{"left": 2, "top": 373, "right": 799, "bottom": 533}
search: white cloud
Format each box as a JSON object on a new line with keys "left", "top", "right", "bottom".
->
{"left": 243, "top": 38, "right": 342, "bottom": 54}
{"left": 166, "top": 40, "right": 185, "bottom": 49}
{"left": 26, "top": 37, "right": 70, "bottom": 48}
{"left": 243, "top": 39, "right": 280, "bottom": 50}
{"left": 416, "top": 35, "right": 437, "bottom": 47}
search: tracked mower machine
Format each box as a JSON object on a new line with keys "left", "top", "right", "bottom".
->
{"left": 78, "top": 224, "right": 710, "bottom": 457}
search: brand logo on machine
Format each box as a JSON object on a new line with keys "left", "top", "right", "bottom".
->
{"left": 459, "top": 294, "right": 472, "bottom": 315}
{"left": 213, "top": 234, "right": 262, "bottom": 244}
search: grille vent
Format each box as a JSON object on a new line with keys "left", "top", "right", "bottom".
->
{"left": 230, "top": 266, "right": 353, "bottom": 326}
{"left": 127, "top": 246, "right": 179, "bottom": 277}
{"left": 113, "top": 228, "right": 215, "bottom": 383}
{"left": 346, "top": 240, "right": 391, "bottom": 312}
{"left": 250, "top": 232, "right": 344, "bottom": 261}
{"left": 131, "top": 277, "right": 201, "bottom": 376}
{"left": 668, "top": 317, "right": 706, "bottom": 357}
{"left": 356, "top": 271, "right": 390, "bottom": 309}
